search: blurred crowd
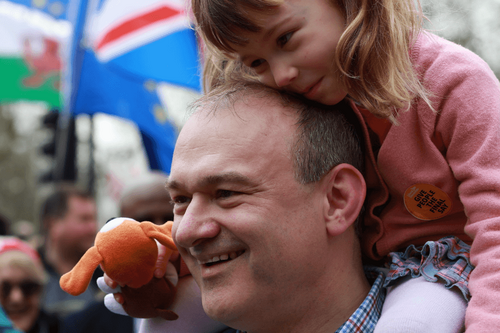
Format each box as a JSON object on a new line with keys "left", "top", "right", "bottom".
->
{"left": 0, "top": 171, "right": 173, "bottom": 333}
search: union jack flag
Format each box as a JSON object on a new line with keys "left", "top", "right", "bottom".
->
{"left": 71, "top": 0, "right": 201, "bottom": 173}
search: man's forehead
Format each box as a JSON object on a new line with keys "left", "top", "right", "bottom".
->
{"left": 170, "top": 92, "right": 298, "bottom": 183}
{"left": 181, "top": 96, "right": 297, "bottom": 143}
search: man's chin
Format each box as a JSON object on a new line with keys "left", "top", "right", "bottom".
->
{"left": 201, "top": 292, "right": 251, "bottom": 331}
{"left": 202, "top": 295, "right": 238, "bottom": 326}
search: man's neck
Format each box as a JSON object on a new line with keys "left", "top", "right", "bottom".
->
{"left": 294, "top": 273, "right": 370, "bottom": 333}
{"left": 244, "top": 263, "right": 371, "bottom": 333}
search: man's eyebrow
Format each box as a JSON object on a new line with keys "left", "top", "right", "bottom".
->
{"left": 202, "top": 172, "right": 254, "bottom": 187}
{"left": 164, "top": 177, "right": 180, "bottom": 192}
{"left": 165, "top": 172, "right": 255, "bottom": 192}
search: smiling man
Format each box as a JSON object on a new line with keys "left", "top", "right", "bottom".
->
{"left": 165, "top": 79, "right": 386, "bottom": 333}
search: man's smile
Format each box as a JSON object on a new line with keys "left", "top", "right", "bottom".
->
{"left": 197, "top": 250, "right": 246, "bottom": 267}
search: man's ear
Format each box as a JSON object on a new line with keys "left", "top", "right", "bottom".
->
{"left": 322, "top": 163, "right": 366, "bottom": 237}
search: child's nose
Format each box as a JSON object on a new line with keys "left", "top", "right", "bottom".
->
{"left": 271, "top": 63, "right": 298, "bottom": 88}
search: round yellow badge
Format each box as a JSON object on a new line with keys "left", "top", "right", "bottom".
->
{"left": 404, "top": 184, "right": 453, "bottom": 221}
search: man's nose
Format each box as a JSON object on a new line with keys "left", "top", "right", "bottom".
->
{"left": 271, "top": 61, "right": 298, "bottom": 88}
{"left": 173, "top": 195, "right": 220, "bottom": 248}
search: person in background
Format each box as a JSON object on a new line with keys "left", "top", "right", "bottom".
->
{"left": 38, "top": 185, "right": 100, "bottom": 318}
{"left": 0, "top": 305, "right": 22, "bottom": 333}
{"left": 119, "top": 171, "right": 174, "bottom": 226}
{"left": 10, "top": 221, "right": 37, "bottom": 247}
{"left": 0, "top": 237, "right": 61, "bottom": 333}
{"left": 63, "top": 171, "right": 174, "bottom": 333}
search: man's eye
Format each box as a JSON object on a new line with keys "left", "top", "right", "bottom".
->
{"left": 216, "top": 190, "right": 235, "bottom": 199}
{"left": 250, "top": 59, "right": 265, "bottom": 68}
{"left": 277, "top": 32, "right": 292, "bottom": 47}
{"left": 171, "top": 196, "right": 191, "bottom": 205}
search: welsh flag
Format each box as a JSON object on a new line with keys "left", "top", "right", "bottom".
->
{"left": 0, "top": 0, "right": 202, "bottom": 174}
{"left": 0, "top": 1, "right": 70, "bottom": 106}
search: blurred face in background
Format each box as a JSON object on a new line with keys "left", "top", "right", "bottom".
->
{"left": 120, "top": 183, "right": 174, "bottom": 225}
{"left": 51, "top": 196, "right": 97, "bottom": 258}
{"left": 0, "top": 253, "right": 43, "bottom": 332}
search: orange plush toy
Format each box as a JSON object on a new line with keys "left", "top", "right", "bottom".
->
{"left": 60, "top": 217, "right": 179, "bottom": 320}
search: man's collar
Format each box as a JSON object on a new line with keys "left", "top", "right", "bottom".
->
{"left": 335, "top": 267, "right": 386, "bottom": 333}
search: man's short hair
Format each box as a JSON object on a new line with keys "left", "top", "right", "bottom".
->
{"left": 190, "top": 79, "right": 364, "bottom": 185}
{"left": 40, "top": 184, "right": 93, "bottom": 229}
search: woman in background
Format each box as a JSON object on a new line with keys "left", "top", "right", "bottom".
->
{"left": 0, "top": 237, "right": 60, "bottom": 333}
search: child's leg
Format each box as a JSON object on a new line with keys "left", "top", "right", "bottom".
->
{"left": 374, "top": 276, "right": 466, "bottom": 333}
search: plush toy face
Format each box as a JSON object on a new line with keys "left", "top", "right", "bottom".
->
{"left": 60, "top": 218, "right": 177, "bottom": 296}
{"left": 97, "top": 219, "right": 160, "bottom": 287}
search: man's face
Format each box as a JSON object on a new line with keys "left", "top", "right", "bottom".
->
{"left": 168, "top": 97, "right": 331, "bottom": 331}
{"left": 52, "top": 196, "right": 97, "bottom": 257}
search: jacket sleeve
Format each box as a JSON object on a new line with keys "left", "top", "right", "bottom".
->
{"left": 429, "top": 45, "right": 500, "bottom": 332}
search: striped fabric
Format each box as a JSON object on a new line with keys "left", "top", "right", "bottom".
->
{"left": 335, "top": 268, "right": 386, "bottom": 333}
{"left": 384, "top": 236, "right": 473, "bottom": 301}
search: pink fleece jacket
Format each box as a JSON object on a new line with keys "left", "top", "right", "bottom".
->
{"left": 354, "top": 32, "right": 500, "bottom": 332}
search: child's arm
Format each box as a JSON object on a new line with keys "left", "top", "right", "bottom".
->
{"left": 364, "top": 33, "right": 500, "bottom": 332}
{"left": 419, "top": 34, "right": 500, "bottom": 332}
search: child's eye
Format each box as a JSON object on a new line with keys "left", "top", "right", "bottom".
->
{"left": 250, "top": 59, "right": 265, "bottom": 68}
{"left": 277, "top": 32, "right": 292, "bottom": 47}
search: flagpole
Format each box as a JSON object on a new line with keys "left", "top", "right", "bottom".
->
{"left": 88, "top": 114, "right": 96, "bottom": 196}
{"left": 53, "top": 0, "right": 90, "bottom": 182}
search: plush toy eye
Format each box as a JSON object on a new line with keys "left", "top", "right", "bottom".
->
{"left": 100, "top": 217, "right": 138, "bottom": 233}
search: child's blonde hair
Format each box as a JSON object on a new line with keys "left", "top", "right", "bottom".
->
{"left": 192, "top": 0, "right": 430, "bottom": 120}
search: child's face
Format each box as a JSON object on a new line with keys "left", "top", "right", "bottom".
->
{"left": 230, "top": 0, "right": 347, "bottom": 105}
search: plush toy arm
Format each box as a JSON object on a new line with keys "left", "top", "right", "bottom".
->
{"left": 60, "top": 246, "right": 103, "bottom": 296}
{"left": 140, "top": 222, "right": 177, "bottom": 251}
